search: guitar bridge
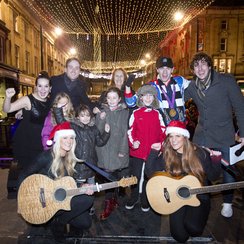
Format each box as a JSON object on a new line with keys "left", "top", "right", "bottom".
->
{"left": 163, "top": 188, "right": 170, "bottom": 203}
{"left": 39, "top": 188, "right": 46, "bottom": 208}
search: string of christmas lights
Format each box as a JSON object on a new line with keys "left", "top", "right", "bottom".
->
{"left": 22, "top": 0, "right": 215, "bottom": 73}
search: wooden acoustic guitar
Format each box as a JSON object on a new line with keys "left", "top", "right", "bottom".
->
{"left": 146, "top": 172, "right": 244, "bottom": 215}
{"left": 18, "top": 174, "right": 137, "bottom": 224}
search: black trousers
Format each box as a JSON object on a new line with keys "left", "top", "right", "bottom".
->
{"left": 128, "top": 156, "right": 149, "bottom": 205}
{"left": 169, "top": 196, "right": 211, "bottom": 243}
{"left": 55, "top": 194, "right": 94, "bottom": 229}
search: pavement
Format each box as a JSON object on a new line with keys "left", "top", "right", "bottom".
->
{"left": 0, "top": 162, "right": 243, "bottom": 244}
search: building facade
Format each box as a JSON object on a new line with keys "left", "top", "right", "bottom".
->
{"left": 158, "top": 5, "right": 244, "bottom": 80}
{"left": 0, "top": 0, "right": 69, "bottom": 119}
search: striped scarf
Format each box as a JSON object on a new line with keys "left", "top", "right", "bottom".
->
{"left": 195, "top": 70, "right": 212, "bottom": 100}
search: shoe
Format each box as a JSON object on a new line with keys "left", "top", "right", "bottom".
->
{"left": 89, "top": 206, "right": 95, "bottom": 216}
{"left": 50, "top": 218, "right": 66, "bottom": 242}
{"left": 125, "top": 198, "right": 138, "bottom": 210}
{"left": 141, "top": 202, "right": 150, "bottom": 212}
{"left": 221, "top": 203, "right": 233, "bottom": 218}
{"left": 67, "top": 225, "right": 83, "bottom": 238}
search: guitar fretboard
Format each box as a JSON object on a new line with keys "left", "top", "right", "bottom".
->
{"left": 190, "top": 181, "right": 244, "bottom": 195}
{"left": 66, "top": 182, "right": 119, "bottom": 197}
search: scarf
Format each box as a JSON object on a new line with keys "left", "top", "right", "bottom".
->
{"left": 195, "top": 70, "right": 212, "bottom": 100}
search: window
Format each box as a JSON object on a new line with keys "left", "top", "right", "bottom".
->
{"left": 25, "top": 51, "right": 30, "bottom": 74}
{"left": 221, "top": 20, "right": 227, "bottom": 30}
{"left": 34, "top": 29, "right": 39, "bottom": 48}
{"left": 34, "top": 56, "right": 39, "bottom": 75}
{"left": 24, "top": 22, "right": 29, "bottom": 41}
{"left": 0, "top": 36, "right": 4, "bottom": 62}
{"left": 213, "top": 58, "right": 232, "bottom": 73}
{"left": 15, "top": 45, "right": 19, "bottom": 68}
{"left": 220, "top": 38, "right": 227, "bottom": 51}
{"left": 13, "top": 12, "right": 20, "bottom": 33}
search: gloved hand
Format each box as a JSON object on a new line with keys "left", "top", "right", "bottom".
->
{"left": 125, "top": 74, "right": 136, "bottom": 87}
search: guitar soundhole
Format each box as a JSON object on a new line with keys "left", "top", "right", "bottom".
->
{"left": 54, "top": 188, "right": 66, "bottom": 201}
{"left": 178, "top": 187, "right": 190, "bottom": 198}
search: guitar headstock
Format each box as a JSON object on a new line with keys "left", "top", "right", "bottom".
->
{"left": 118, "top": 176, "right": 138, "bottom": 187}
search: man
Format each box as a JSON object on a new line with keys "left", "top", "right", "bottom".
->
{"left": 50, "top": 57, "right": 95, "bottom": 110}
{"left": 124, "top": 56, "right": 190, "bottom": 125}
{"left": 185, "top": 52, "right": 244, "bottom": 218}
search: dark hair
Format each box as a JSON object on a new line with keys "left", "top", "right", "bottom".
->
{"left": 105, "top": 86, "right": 122, "bottom": 99}
{"left": 35, "top": 71, "right": 50, "bottom": 85}
{"left": 190, "top": 52, "right": 213, "bottom": 70}
{"left": 75, "top": 104, "right": 93, "bottom": 118}
{"left": 65, "top": 58, "right": 81, "bottom": 68}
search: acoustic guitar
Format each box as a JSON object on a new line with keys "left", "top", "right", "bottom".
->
{"left": 18, "top": 174, "right": 137, "bottom": 224}
{"left": 146, "top": 172, "right": 244, "bottom": 215}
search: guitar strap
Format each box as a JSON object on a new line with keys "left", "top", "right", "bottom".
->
{"left": 83, "top": 161, "right": 118, "bottom": 181}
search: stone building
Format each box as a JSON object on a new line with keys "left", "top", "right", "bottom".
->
{"left": 158, "top": 5, "right": 244, "bottom": 80}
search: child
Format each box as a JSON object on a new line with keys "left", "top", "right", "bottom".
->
{"left": 48, "top": 104, "right": 110, "bottom": 216}
{"left": 96, "top": 87, "right": 130, "bottom": 220}
{"left": 41, "top": 92, "right": 74, "bottom": 150}
{"left": 126, "top": 84, "right": 166, "bottom": 212}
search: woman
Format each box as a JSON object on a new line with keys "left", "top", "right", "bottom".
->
{"left": 145, "top": 120, "right": 221, "bottom": 243}
{"left": 3, "top": 73, "right": 51, "bottom": 171}
{"left": 98, "top": 68, "right": 128, "bottom": 107}
{"left": 18, "top": 122, "right": 94, "bottom": 240}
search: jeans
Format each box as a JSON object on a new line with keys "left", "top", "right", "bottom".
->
{"left": 213, "top": 146, "right": 236, "bottom": 203}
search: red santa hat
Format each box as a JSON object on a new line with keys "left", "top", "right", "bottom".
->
{"left": 46, "top": 121, "right": 76, "bottom": 146}
{"left": 165, "top": 120, "right": 190, "bottom": 138}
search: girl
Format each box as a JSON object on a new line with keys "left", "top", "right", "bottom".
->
{"left": 145, "top": 120, "right": 221, "bottom": 243}
{"left": 96, "top": 87, "right": 129, "bottom": 220}
{"left": 41, "top": 92, "right": 74, "bottom": 150}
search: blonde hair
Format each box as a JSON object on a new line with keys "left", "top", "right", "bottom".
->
{"left": 163, "top": 136, "right": 205, "bottom": 184}
{"left": 51, "top": 92, "right": 74, "bottom": 125}
{"left": 49, "top": 135, "right": 82, "bottom": 178}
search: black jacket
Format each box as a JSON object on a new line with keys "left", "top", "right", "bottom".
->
{"left": 50, "top": 73, "right": 96, "bottom": 110}
{"left": 71, "top": 117, "right": 110, "bottom": 179}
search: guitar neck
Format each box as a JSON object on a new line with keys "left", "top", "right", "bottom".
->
{"left": 190, "top": 181, "right": 244, "bottom": 195}
{"left": 67, "top": 181, "right": 119, "bottom": 197}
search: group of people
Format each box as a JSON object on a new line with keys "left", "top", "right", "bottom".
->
{"left": 3, "top": 52, "right": 244, "bottom": 242}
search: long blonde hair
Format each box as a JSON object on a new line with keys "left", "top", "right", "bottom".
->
{"left": 163, "top": 136, "right": 205, "bottom": 184}
{"left": 51, "top": 92, "right": 74, "bottom": 125}
{"left": 49, "top": 136, "right": 81, "bottom": 179}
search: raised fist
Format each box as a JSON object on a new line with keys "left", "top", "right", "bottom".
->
{"left": 5, "top": 88, "right": 16, "bottom": 98}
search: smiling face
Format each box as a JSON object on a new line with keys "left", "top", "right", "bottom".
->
{"left": 141, "top": 93, "right": 154, "bottom": 106}
{"left": 157, "top": 66, "right": 174, "bottom": 83}
{"left": 113, "top": 69, "right": 125, "bottom": 89}
{"left": 35, "top": 78, "right": 51, "bottom": 100}
{"left": 59, "top": 135, "right": 75, "bottom": 155}
{"left": 78, "top": 110, "right": 91, "bottom": 125}
{"left": 65, "top": 59, "right": 81, "bottom": 81}
{"left": 193, "top": 59, "right": 211, "bottom": 80}
{"left": 168, "top": 133, "right": 185, "bottom": 153}
{"left": 107, "top": 91, "right": 121, "bottom": 110}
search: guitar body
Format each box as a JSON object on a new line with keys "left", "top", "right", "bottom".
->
{"left": 17, "top": 174, "right": 77, "bottom": 224}
{"left": 146, "top": 173, "right": 201, "bottom": 215}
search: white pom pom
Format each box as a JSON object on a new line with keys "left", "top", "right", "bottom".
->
{"left": 46, "top": 140, "right": 53, "bottom": 146}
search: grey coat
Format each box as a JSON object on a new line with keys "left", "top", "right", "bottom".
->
{"left": 185, "top": 70, "right": 244, "bottom": 148}
{"left": 95, "top": 103, "right": 129, "bottom": 171}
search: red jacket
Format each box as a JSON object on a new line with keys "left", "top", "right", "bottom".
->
{"left": 128, "top": 107, "right": 166, "bottom": 160}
